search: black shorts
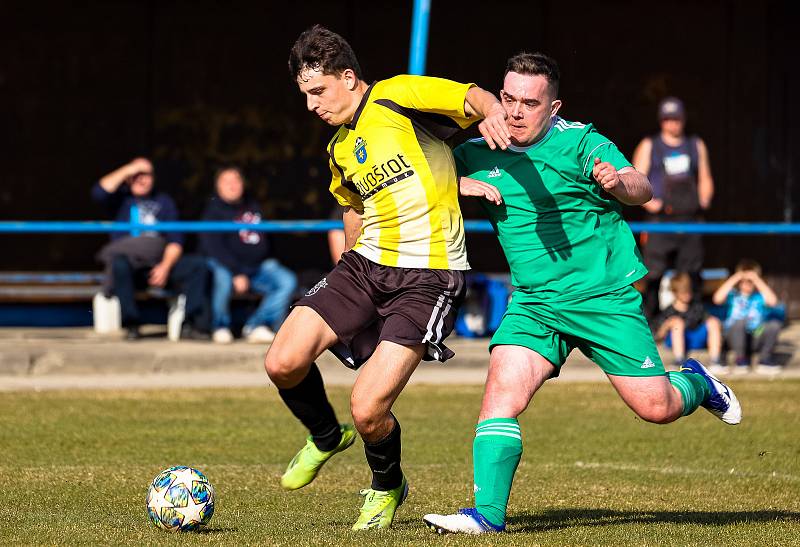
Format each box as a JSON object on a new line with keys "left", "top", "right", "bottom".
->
{"left": 296, "top": 251, "right": 466, "bottom": 368}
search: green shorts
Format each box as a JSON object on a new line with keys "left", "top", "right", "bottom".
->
{"left": 490, "top": 285, "right": 665, "bottom": 378}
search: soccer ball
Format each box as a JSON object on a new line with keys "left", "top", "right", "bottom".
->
{"left": 146, "top": 466, "right": 215, "bottom": 532}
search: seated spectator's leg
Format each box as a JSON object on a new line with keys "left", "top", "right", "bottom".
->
{"left": 666, "top": 317, "right": 686, "bottom": 365}
{"left": 705, "top": 316, "right": 723, "bottom": 366}
{"left": 169, "top": 255, "right": 211, "bottom": 332}
{"left": 206, "top": 258, "right": 234, "bottom": 331}
{"left": 642, "top": 233, "right": 671, "bottom": 321}
{"left": 676, "top": 233, "right": 704, "bottom": 303}
{"left": 754, "top": 319, "right": 782, "bottom": 367}
{"left": 246, "top": 259, "right": 299, "bottom": 331}
{"left": 724, "top": 319, "right": 750, "bottom": 371}
{"left": 111, "top": 255, "right": 140, "bottom": 328}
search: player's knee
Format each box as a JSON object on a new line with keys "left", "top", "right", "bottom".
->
{"left": 350, "top": 405, "right": 379, "bottom": 438}
{"left": 633, "top": 398, "right": 678, "bottom": 424}
{"left": 263, "top": 345, "right": 304, "bottom": 386}
{"left": 350, "top": 397, "right": 386, "bottom": 438}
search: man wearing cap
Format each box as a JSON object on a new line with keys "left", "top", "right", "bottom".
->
{"left": 633, "top": 97, "right": 714, "bottom": 320}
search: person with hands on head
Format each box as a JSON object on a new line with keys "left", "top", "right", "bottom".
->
{"left": 423, "top": 52, "right": 741, "bottom": 536}
{"left": 92, "top": 157, "right": 210, "bottom": 340}
{"left": 263, "top": 24, "right": 508, "bottom": 532}
{"left": 712, "top": 260, "right": 782, "bottom": 375}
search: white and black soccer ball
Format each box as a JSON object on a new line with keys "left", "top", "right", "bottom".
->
{"left": 146, "top": 466, "right": 215, "bottom": 532}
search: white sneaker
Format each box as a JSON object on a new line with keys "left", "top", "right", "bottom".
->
{"left": 244, "top": 326, "right": 276, "bottom": 344}
{"left": 680, "top": 358, "right": 742, "bottom": 425}
{"left": 212, "top": 328, "right": 233, "bottom": 344}
{"left": 423, "top": 508, "right": 504, "bottom": 534}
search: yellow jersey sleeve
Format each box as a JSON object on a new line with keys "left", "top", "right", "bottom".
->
{"left": 380, "top": 75, "right": 475, "bottom": 129}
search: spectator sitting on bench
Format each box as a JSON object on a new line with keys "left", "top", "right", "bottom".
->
{"left": 654, "top": 272, "right": 723, "bottom": 371}
{"left": 199, "top": 167, "right": 297, "bottom": 344}
{"left": 92, "top": 157, "right": 210, "bottom": 340}
{"left": 712, "top": 259, "right": 782, "bottom": 375}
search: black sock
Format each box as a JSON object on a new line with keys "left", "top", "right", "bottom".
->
{"left": 277, "top": 363, "right": 342, "bottom": 451}
{"left": 364, "top": 417, "right": 403, "bottom": 491}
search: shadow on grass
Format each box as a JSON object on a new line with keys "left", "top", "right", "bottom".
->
{"left": 510, "top": 508, "right": 800, "bottom": 532}
{"left": 194, "top": 527, "right": 238, "bottom": 534}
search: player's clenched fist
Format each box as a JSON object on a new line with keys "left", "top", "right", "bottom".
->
{"left": 592, "top": 157, "right": 620, "bottom": 191}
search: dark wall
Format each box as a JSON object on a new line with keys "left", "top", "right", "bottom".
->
{"left": 1, "top": 1, "right": 796, "bottom": 296}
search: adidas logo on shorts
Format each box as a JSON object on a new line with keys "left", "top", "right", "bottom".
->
{"left": 487, "top": 166, "right": 501, "bottom": 178}
{"left": 641, "top": 356, "right": 656, "bottom": 369}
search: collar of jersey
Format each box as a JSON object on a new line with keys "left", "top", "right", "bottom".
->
{"left": 344, "top": 83, "right": 375, "bottom": 130}
{"left": 506, "top": 117, "right": 558, "bottom": 153}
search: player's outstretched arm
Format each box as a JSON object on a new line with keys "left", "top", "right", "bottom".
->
{"left": 458, "top": 176, "right": 502, "bottom": 205}
{"left": 464, "top": 87, "right": 510, "bottom": 151}
{"left": 592, "top": 158, "right": 652, "bottom": 205}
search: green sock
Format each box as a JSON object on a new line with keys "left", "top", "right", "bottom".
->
{"left": 473, "top": 418, "right": 522, "bottom": 527}
{"left": 667, "top": 371, "right": 711, "bottom": 416}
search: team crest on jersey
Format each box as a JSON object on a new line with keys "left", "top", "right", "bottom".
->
{"left": 354, "top": 137, "right": 368, "bottom": 164}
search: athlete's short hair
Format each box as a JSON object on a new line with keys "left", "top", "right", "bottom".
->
{"left": 289, "top": 25, "right": 363, "bottom": 81}
{"left": 504, "top": 52, "right": 560, "bottom": 96}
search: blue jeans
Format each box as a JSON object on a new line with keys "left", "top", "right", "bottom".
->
{"left": 207, "top": 258, "right": 297, "bottom": 331}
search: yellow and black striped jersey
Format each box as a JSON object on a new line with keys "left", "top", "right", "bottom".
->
{"left": 327, "top": 75, "right": 475, "bottom": 270}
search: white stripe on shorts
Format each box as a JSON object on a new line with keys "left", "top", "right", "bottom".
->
{"left": 423, "top": 271, "right": 459, "bottom": 344}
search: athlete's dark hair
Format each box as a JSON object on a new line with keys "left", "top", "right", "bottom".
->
{"left": 289, "top": 25, "right": 363, "bottom": 81}
{"left": 504, "top": 52, "right": 560, "bottom": 96}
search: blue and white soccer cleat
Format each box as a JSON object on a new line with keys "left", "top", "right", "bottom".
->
{"left": 681, "top": 358, "right": 742, "bottom": 425}
{"left": 423, "top": 508, "right": 505, "bottom": 534}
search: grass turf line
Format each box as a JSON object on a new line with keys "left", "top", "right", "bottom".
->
{"left": 0, "top": 381, "right": 798, "bottom": 545}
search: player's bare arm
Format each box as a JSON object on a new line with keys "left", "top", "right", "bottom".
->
{"left": 458, "top": 176, "right": 503, "bottom": 205}
{"left": 342, "top": 206, "right": 363, "bottom": 251}
{"left": 592, "top": 158, "right": 652, "bottom": 205}
{"left": 632, "top": 138, "right": 662, "bottom": 213}
{"left": 464, "top": 87, "right": 510, "bottom": 151}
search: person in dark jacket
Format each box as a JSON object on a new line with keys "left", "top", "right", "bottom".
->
{"left": 200, "top": 167, "right": 297, "bottom": 344}
{"left": 91, "top": 157, "right": 210, "bottom": 340}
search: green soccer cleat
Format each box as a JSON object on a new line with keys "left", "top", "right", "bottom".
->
{"left": 351, "top": 476, "right": 409, "bottom": 531}
{"left": 280, "top": 424, "right": 356, "bottom": 491}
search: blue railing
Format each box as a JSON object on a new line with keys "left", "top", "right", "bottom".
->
{"left": 0, "top": 220, "right": 799, "bottom": 234}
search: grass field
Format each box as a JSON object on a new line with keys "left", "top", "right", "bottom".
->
{"left": 1, "top": 380, "right": 799, "bottom": 546}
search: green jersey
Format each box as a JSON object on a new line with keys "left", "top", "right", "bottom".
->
{"left": 454, "top": 116, "right": 647, "bottom": 301}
